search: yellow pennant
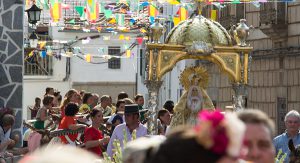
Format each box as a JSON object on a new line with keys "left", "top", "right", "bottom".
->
{"left": 140, "top": 28, "right": 147, "bottom": 33}
{"left": 28, "top": 51, "right": 34, "bottom": 57}
{"left": 85, "top": 54, "right": 91, "bottom": 62}
{"left": 173, "top": 16, "right": 180, "bottom": 26}
{"left": 211, "top": 10, "right": 217, "bottom": 21}
{"left": 126, "top": 50, "right": 131, "bottom": 58}
{"left": 119, "top": 34, "right": 125, "bottom": 40}
{"left": 125, "top": 36, "right": 130, "bottom": 40}
{"left": 39, "top": 41, "right": 47, "bottom": 49}
{"left": 168, "top": 0, "right": 180, "bottom": 5}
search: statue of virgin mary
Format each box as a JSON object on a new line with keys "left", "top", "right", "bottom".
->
{"left": 170, "top": 67, "right": 215, "bottom": 128}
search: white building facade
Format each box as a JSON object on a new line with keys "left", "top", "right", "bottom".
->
{"left": 23, "top": 26, "right": 140, "bottom": 119}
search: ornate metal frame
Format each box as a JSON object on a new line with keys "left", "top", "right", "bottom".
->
{"left": 146, "top": 44, "right": 252, "bottom": 84}
{"left": 145, "top": 16, "right": 253, "bottom": 135}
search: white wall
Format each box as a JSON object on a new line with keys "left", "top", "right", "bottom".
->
{"left": 70, "top": 35, "right": 138, "bottom": 83}
{"left": 50, "top": 27, "right": 139, "bottom": 83}
{"left": 23, "top": 57, "right": 71, "bottom": 120}
{"left": 137, "top": 57, "right": 187, "bottom": 108}
{"left": 24, "top": 28, "right": 140, "bottom": 120}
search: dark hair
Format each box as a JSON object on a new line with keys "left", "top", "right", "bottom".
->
{"left": 54, "top": 91, "right": 60, "bottom": 97}
{"left": 0, "top": 114, "right": 15, "bottom": 127}
{"left": 57, "top": 95, "right": 62, "bottom": 103}
{"left": 134, "top": 94, "right": 144, "bottom": 102}
{"left": 79, "top": 90, "right": 86, "bottom": 96}
{"left": 35, "top": 97, "right": 41, "bottom": 103}
{"left": 116, "top": 100, "right": 125, "bottom": 109}
{"left": 238, "top": 109, "right": 275, "bottom": 137}
{"left": 100, "top": 95, "right": 110, "bottom": 102}
{"left": 82, "top": 92, "right": 93, "bottom": 104}
{"left": 163, "top": 100, "right": 174, "bottom": 113}
{"left": 43, "top": 95, "right": 54, "bottom": 106}
{"left": 146, "top": 128, "right": 221, "bottom": 163}
{"left": 0, "top": 107, "right": 14, "bottom": 127}
{"left": 118, "top": 92, "right": 128, "bottom": 100}
{"left": 158, "top": 109, "right": 169, "bottom": 122}
{"left": 45, "top": 87, "right": 54, "bottom": 95}
{"left": 65, "top": 103, "right": 79, "bottom": 116}
{"left": 90, "top": 108, "right": 102, "bottom": 118}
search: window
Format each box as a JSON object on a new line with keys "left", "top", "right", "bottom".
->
{"left": 24, "top": 50, "right": 53, "bottom": 76}
{"left": 108, "top": 46, "right": 121, "bottom": 69}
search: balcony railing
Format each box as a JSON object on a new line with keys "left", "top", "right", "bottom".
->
{"left": 259, "top": 6, "right": 287, "bottom": 39}
{"left": 24, "top": 49, "right": 53, "bottom": 76}
{"left": 260, "top": 9, "right": 276, "bottom": 25}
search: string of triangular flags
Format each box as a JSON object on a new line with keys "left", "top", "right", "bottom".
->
{"left": 26, "top": 35, "right": 144, "bottom": 64}
{"left": 26, "top": 0, "right": 295, "bottom": 31}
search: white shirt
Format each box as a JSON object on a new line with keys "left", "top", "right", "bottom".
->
{"left": 107, "top": 123, "right": 147, "bottom": 157}
{"left": 0, "top": 127, "right": 11, "bottom": 152}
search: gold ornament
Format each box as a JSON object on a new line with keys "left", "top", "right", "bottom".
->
{"left": 180, "top": 66, "right": 209, "bottom": 90}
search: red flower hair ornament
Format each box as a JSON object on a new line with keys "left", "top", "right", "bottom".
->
{"left": 194, "top": 110, "right": 246, "bottom": 158}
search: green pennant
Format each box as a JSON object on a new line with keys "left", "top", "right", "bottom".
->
{"left": 232, "top": 0, "right": 241, "bottom": 4}
{"left": 75, "top": 6, "right": 85, "bottom": 17}
{"left": 42, "top": 0, "right": 50, "bottom": 10}
{"left": 104, "top": 10, "right": 112, "bottom": 19}
{"left": 50, "top": 0, "right": 55, "bottom": 6}
{"left": 100, "top": 2, "right": 105, "bottom": 13}
{"left": 68, "top": 19, "right": 75, "bottom": 24}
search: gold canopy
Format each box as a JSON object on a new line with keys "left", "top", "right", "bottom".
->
{"left": 146, "top": 16, "right": 252, "bottom": 84}
{"left": 165, "top": 15, "right": 232, "bottom": 46}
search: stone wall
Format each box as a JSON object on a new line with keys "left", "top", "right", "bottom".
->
{"left": 0, "top": 0, "right": 24, "bottom": 146}
{"left": 206, "top": 2, "right": 300, "bottom": 134}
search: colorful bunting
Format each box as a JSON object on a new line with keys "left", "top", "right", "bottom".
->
{"left": 75, "top": 6, "right": 85, "bottom": 18}
{"left": 168, "top": 0, "right": 180, "bottom": 5}
{"left": 119, "top": 34, "right": 125, "bottom": 40}
{"left": 177, "top": 7, "right": 188, "bottom": 21}
{"left": 28, "top": 51, "right": 34, "bottom": 57}
{"left": 68, "top": 19, "right": 75, "bottom": 24}
{"left": 126, "top": 50, "right": 131, "bottom": 58}
{"left": 41, "top": 51, "right": 47, "bottom": 58}
{"left": 149, "top": 16, "right": 155, "bottom": 24}
{"left": 85, "top": 54, "right": 91, "bottom": 62}
{"left": 104, "top": 10, "right": 113, "bottom": 19}
{"left": 173, "top": 16, "right": 180, "bottom": 26}
{"left": 211, "top": 9, "right": 217, "bottom": 21}
{"left": 86, "top": 0, "right": 99, "bottom": 22}
{"left": 39, "top": 41, "right": 47, "bottom": 49}
{"left": 136, "top": 37, "right": 143, "bottom": 45}
{"left": 50, "top": 0, "right": 62, "bottom": 22}
{"left": 116, "top": 14, "right": 125, "bottom": 27}
{"left": 148, "top": 3, "right": 158, "bottom": 17}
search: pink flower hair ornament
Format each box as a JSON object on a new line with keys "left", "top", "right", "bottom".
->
{"left": 194, "top": 110, "right": 246, "bottom": 158}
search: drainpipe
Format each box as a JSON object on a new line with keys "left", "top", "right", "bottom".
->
{"left": 63, "top": 57, "right": 70, "bottom": 81}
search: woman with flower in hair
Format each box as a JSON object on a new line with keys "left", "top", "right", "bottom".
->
{"left": 146, "top": 110, "right": 246, "bottom": 163}
{"left": 60, "top": 89, "right": 80, "bottom": 118}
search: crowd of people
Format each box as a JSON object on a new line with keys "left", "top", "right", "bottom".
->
{"left": 0, "top": 86, "right": 300, "bottom": 163}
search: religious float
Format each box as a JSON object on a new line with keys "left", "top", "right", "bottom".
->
{"left": 144, "top": 1, "right": 253, "bottom": 134}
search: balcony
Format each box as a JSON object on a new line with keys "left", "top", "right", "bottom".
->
{"left": 259, "top": 7, "right": 287, "bottom": 39}
{"left": 219, "top": 15, "right": 237, "bottom": 30}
